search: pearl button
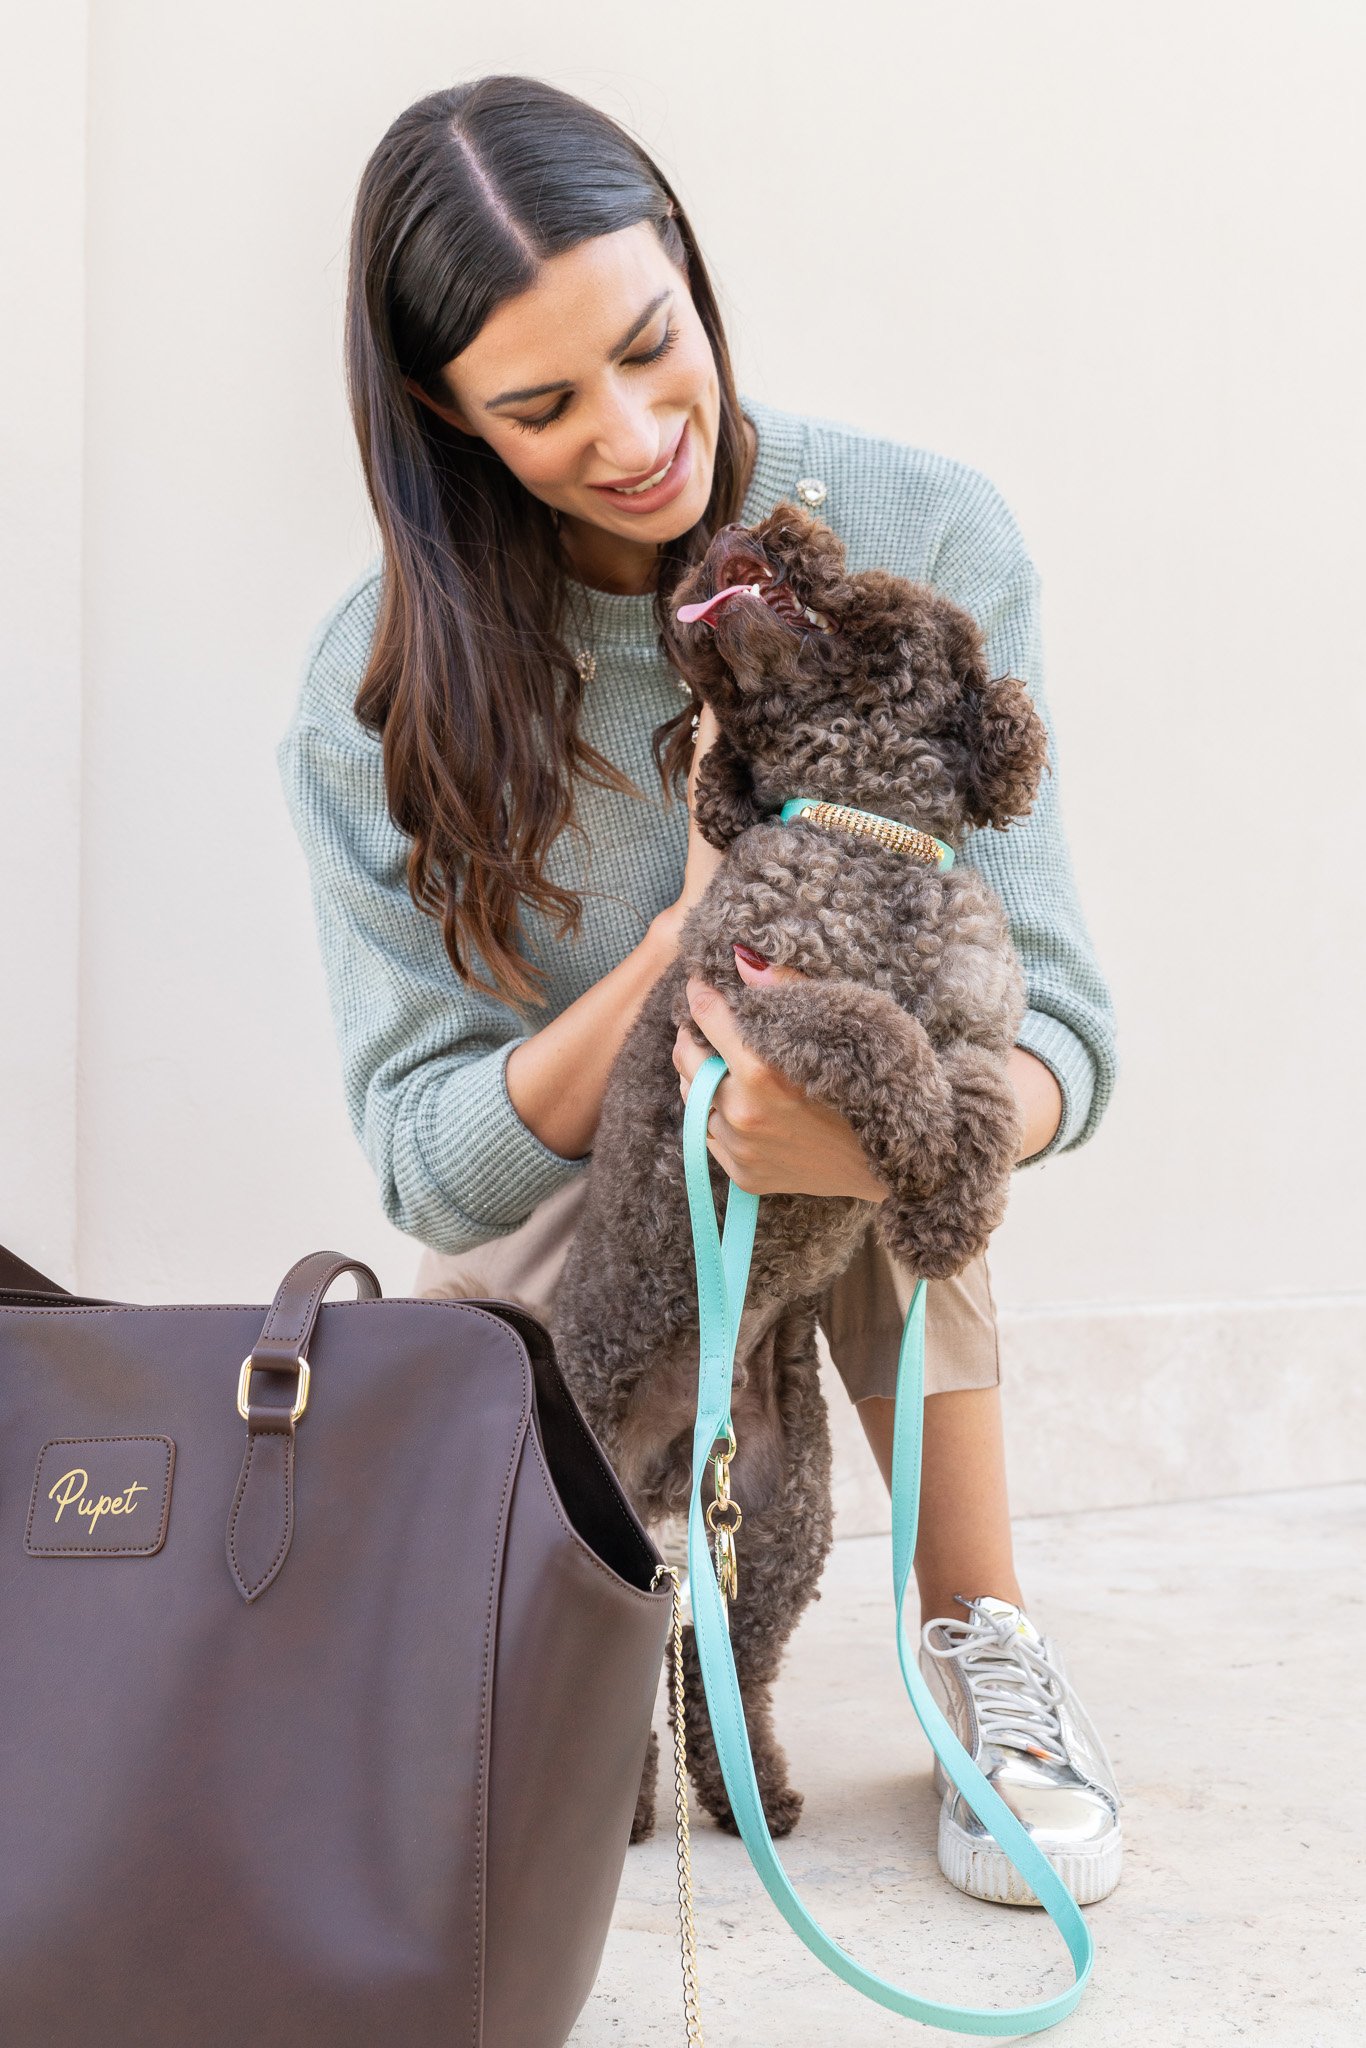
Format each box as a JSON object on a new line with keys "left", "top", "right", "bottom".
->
{"left": 794, "top": 477, "right": 828, "bottom": 508}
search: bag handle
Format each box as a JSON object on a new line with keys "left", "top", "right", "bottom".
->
{"left": 0, "top": 1236, "right": 384, "bottom": 1605}
{"left": 0, "top": 1240, "right": 382, "bottom": 1336}
{"left": 226, "top": 1249, "right": 384, "bottom": 1604}
{"left": 681, "top": 1053, "right": 1095, "bottom": 2035}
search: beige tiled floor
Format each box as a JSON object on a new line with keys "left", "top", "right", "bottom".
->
{"left": 570, "top": 1483, "right": 1365, "bottom": 2046}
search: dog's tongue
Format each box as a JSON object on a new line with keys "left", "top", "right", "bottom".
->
{"left": 676, "top": 581, "right": 760, "bottom": 627}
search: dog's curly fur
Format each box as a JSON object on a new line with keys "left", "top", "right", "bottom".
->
{"left": 546, "top": 503, "right": 1049, "bottom": 1845}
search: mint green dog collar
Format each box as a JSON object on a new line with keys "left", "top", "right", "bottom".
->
{"left": 779, "top": 795, "right": 955, "bottom": 869}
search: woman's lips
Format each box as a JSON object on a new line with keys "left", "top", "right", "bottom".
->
{"left": 586, "top": 421, "right": 691, "bottom": 513}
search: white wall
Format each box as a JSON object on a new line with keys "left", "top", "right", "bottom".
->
{"left": 0, "top": 2, "right": 86, "bottom": 1284}
{"left": 4, "top": 3, "right": 1363, "bottom": 1504}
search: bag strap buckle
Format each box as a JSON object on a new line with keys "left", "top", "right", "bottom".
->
{"left": 236, "top": 1350, "right": 311, "bottom": 1424}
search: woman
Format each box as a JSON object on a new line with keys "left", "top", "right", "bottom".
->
{"left": 277, "top": 74, "right": 1123, "bottom": 1906}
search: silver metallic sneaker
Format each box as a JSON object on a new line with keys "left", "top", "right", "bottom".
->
{"left": 918, "top": 1594, "right": 1124, "bottom": 1907}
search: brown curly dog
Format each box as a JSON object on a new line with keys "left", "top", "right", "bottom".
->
{"left": 547, "top": 501, "right": 1049, "bottom": 1845}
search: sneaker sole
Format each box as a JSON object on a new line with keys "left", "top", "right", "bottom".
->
{"left": 932, "top": 1755, "right": 1123, "bottom": 1906}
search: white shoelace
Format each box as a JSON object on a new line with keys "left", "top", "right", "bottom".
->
{"left": 920, "top": 1599, "right": 1073, "bottom": 1765}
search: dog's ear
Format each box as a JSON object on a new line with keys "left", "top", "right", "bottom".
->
{"left": 937, "top": 609, "right": 1051, "bottom": 831}
{"left": 692, "top": 731, "right": 769, "bottom": 847}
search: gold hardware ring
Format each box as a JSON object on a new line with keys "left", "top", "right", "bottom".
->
{"left": 236, "top": 1351, "right": 311, "bottom": 1424}
{"left": 707, "top": 1427, "right": 742, "bottom": 1608}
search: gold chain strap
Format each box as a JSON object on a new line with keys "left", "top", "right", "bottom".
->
{"left": 650, "top": 1561, "right": 706, "bottom": 2045}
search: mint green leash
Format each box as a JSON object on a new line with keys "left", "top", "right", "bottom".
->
{"left": 681, "top": 1052, "right": 1095, "bottom": 2032}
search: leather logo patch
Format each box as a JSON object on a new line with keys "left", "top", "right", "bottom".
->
{"left": 26, "top": 1437, "right": 175, "bottom": 1557}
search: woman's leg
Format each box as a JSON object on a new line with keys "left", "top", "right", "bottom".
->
{"left": 815, "top": 1224, "right": 1025, "bottom": 1626}
{"left": 855, "top": 1383, "right": 1027, "bottom": 1628}
{"left": 410, "top": 1173, "right": 588, "bottom": 1313}
{"left": 830, "top": 1242, "right": 1123, "bottom": 1905}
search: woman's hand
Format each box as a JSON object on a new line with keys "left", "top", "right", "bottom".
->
{"left": 672, "top": 962, "right": 1061, "bottom": 1194}
{"left": 673, "top": 957, "right": 891, "bottom": 1201}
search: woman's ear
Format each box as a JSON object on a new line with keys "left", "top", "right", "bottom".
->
{"left": 404, "top": 376, "right": 478, "bottom": 437}
{"left": 939, "top": 611, "right": 1051, "bottom": 831}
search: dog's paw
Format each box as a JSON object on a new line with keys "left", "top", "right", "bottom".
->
{"left": 882, "top": 1158, "right": 1014, "bottom": 1273}
{"left": 707, "top": 1780, "right": 805, "bottom": 1840}
{"left": 693, "top": 1752, "right": 805, "bottom": 1839}
{"left": 876, "top": 1189, "right": 1000, "bottom": 1278}
{"left": 721, "top": 976, "right": 957, "bottom": 1187}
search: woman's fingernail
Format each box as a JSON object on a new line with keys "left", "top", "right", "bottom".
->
{"left": 733, "top": 942, "right": 769, "bottom": 972}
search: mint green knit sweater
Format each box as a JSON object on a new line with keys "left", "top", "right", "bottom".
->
{"left": 277, "top": 392, "right": 1118, "bottom": 1257}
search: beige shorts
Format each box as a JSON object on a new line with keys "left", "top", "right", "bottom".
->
{"left": 410, "top": 1172, "right": 1000, "bottom": 1405}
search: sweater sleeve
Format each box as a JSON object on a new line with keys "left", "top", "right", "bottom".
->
{"left": 276, "top": 703, "right": 592, "bottom": 1256}
{"left": 932, "top": 519, "right": 1119, "bottom": 1166}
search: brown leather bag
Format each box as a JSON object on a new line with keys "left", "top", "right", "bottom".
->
{"left": 0, "top": 1242, "right": 675, "bottom": 2045}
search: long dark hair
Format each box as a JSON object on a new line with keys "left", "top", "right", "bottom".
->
{"left": 345, "top": 74, "right": 753, "bottom": 1014}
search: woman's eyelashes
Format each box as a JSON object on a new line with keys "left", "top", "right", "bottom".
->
{"left": 510, "top": 323, "right": 681, "bottom": 434}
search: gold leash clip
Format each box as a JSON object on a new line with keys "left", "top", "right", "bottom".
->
{"left": 704, "top": 1426, "right": 743, "bottom": 1614}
